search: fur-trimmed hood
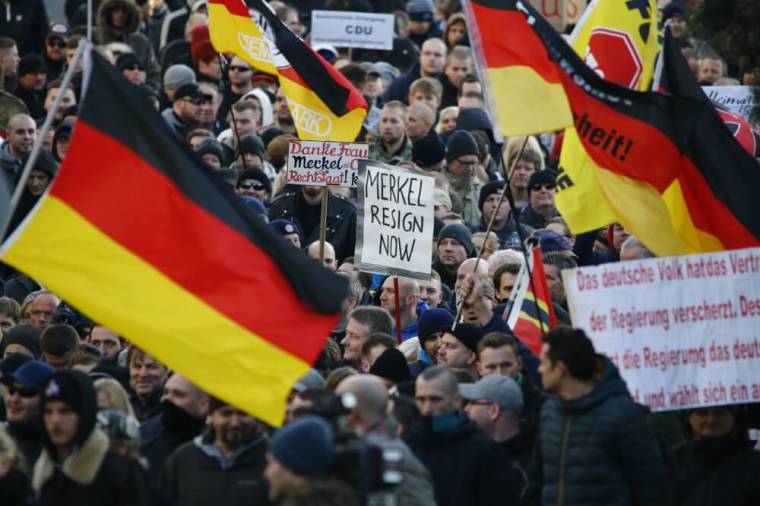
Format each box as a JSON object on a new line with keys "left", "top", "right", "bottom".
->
{"left": 97, "top": 0, "right": 141, "bottom": 42}
{"left": 32, "top": 427, "right": 110, "bottom": 492}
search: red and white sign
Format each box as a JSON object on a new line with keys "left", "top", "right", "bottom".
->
{"left": 564, "top": 248, "right": 760, "bottom": 412}
{"left": 286, "top": 140, "right": 368, "bottom": 187}
{"left": 584, "top": 28, "right": 643, "bottom": 88}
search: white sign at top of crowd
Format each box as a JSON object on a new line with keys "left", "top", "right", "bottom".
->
{"left": 563, "top": 248, "right": 760, "bottom": 412}
{"left": 310, "top": 10, "right": 395, "bottom": 50}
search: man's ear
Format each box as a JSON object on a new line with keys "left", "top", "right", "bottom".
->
{"left": 466, "top": 350, "right": 477, "bottom": 366}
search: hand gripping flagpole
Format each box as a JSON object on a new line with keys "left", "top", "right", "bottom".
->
{"left": 1, "top": 40, "right": 89, "bottom": 240}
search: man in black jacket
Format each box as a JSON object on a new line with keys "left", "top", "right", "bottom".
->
{"left": 162, "top": 397, "right": 270, "bottom": 506}
{"left": 537, "top": 327, "right": 671, "bottom": 506}
{"left": 404, "top": 366, "right": 521, "bottom": 506}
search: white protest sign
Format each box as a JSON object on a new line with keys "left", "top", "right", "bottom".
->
{"left": 563, "top": 248, "right": 760, "bottom": 412}
{"left": 286, "top": 140, "right": 368, "bottom": 187}
{"left": 703, "top": 86, "right": 757, "bottom": 124}
{"left": 310, "top": 11, "right": 394, "bottom": 50}
{"left": 355, "top": 160, "right": 435, "bottom": 280}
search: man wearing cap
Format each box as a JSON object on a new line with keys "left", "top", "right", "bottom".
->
{"left": 43, "top": 23, "right": 68, "bottom": 81}
{"left": 236, "top": 167, "right": 271, "bottom": 203}
{"left": 478, "top": 181, "right": 534, "bottom": 250}
{"left": 268, "top": 187, "right": 357, "bottom": 262}
{"left": 433, "top": 223, "right": 474, "bottom": 290}
{"left": 15, "top": 55, "right": 47, "bottom": 119}
{"left": 405, "top": 0, "right": 443, "bottom": 51}
{"left": 264, "top": 415, "right": 333, "bottom": 502}
{"left": 518, "top": 169, "right": 559, "bottom": 230}
{"left": 363, "top": 62, "right": 398, "bottom": 109}
{"left": 336, "top": 375, "right": 437, "bottom": 506}
{"left": 233, "top": 135, "right": 266, "bottom": 173}
{"left": 162, "top": 82, "right": 202, "bottom": 138}
{"left": 116, "top": 52, "right": 144, "bottom": 86}
{"left": 460, "top": 375, "right": 528, "bottom": 498}
{"left": 413, "top": 134, "right": 446, "bottom": 173}
{"left": 437, "top": 322, "right": 482, "bottom": 377}
{"left": 1, "top": 325, "right": 41, "bottom": 359}
{"left": 444, "top": 130, "right": 483, "bottom": 228}
{"left": 195, "top": 138, "right": 225, "bottom": 169}
{"left": 368, "top": 100, "right": 413, "bottom": 164}
{"left": 34, "top": 369, "right": 148, "bottom": 504}
{"left": 405, "top": 366, "right": 507, "bottom": 506}
{"left": 162, "top": 63, "right": 196, "bottom": 104}
{"left": 163, "top": 396, "right": 270, "bottom": 505}
{"left": 270, "top": 219, "right": 302, "bottom": 249}
{"left": 1, "top": 360, "right": 54, "bottom": 466}
{"left": 414, "top": 308, "right": 453, "bottom": 372}
{"left": 0, "top": 113, "right": 36, "bottom": 179}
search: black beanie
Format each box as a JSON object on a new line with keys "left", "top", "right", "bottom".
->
{"left": 42, "top": 369, "right": 98, "bottom": 447}
{"left": 437, "top": 223, "right": 475, "bottom": 257}
{"left": 18, "top": 53, "right": 47, "bottom": 78}
{"left": 196, "top": 138, "right": 224, "bottom": 166}
{"left": 528, "top": 169, "right": 557, "bottom": 193}
{"left": 237, "top": 167, "right": 272, "bottom": 194}
{"left": 412, "top": 134, "right": 446, "bottom": 167}
{"left": 1, "top": 324, "right": 42, "bottom": 358}
{"left": 29, "top": 150, "right": 59, "bottom": 178}
{"left": 236, "top": 135, "right": 266, "bottom": 159}
{"left": 478, "top": 180, "right": 506, "bottom": 211}
{"left": 369, "top": 348, "right": 413, "bottom": 384}
{"left": 446, "top": 130, "right": 479, "bottom": 162}
{"left": 260, "top": 127, "right": 285, "bottom": 149}
{"left": 445, "top": 323, "right": 483, "bottom": 354}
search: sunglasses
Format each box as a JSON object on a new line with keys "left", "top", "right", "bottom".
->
{"left": 531, "top": 182, "right": 556, "bottom": 191}
{"left": 239, "top": 181, "right": 265, "bottom": 190}
{"left": 47, "top": 39, "right": 66, "bottom": 48}
{"left": 7, "top": 384, "right": 37, "bottom": 397}
{"left": 229, "top": 65, "right": 252, "bottom": 73}
{"left": 123, "top": 64, "right": 143, "bottom": 71}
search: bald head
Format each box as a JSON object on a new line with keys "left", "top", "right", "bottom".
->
{"left": 307, "top": 241, "right": 336, "bottom": 270}
{"left": 406, "top": 102, "right": 435, "bottom": 140}
{"left": 420, "top": 38, "right": 446, "bottom": 77}
{"left": 336, "top": 374, "right": 389, "bottom": 427}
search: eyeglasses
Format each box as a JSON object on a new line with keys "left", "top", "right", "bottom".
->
{"left": 239, "top": 181, "right": 265, "bottom": 190}
{"left": 47, "top": 39, "right": 66, "bottom": 48}
{"left": 229, "top": 65, "right": 252, "bottom": 73}
{"left": 7, "top": 384, "right": 37, "bottom": 398}
{"left": 123, "top": 64, "right": 143, "bottom": 71}
{"left": 531, "top": 182, "right": 556, "bottom": 191}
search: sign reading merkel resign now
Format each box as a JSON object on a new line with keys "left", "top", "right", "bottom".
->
{"left": 564, "top": 248, "right": 760, "bottom": 412}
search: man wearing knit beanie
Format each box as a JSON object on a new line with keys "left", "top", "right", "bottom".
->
{"left": 433, "top": 223, "right": 474, "bottom": 290}
{"left": 1, "top": 324, "right": 42, "bottom": 359}
{"left": 406, "top": 0, "right": 443, "bottom": 48}
{"left": 163, "top": 64, "right": 197, "bottom": 101}
{"left": 444, "top": 130, "right": 483, "bottom": 229}
{"left": 417, "top": 308, "right": 454, "bottom": 367}
{"left": 16, "top": 54, "right": 48, "bottom": 119}
{"left": 163, "top": 397, "right": 269, "bottom": 505}
{"left": 438, "top": 322, "right": 483, "bottom": 377}
{"left": 412, "top": 133, "right": 446, "bottom": 172}
{"left": 35, "top": 369, "right": 148, "bottom": 504}
{"left": 265, "top": 415, "right": 334, "bottom": 501}
{"left": 369, "top": 348, "right": 413, "bottom": 387}
{"left": 478, "top": 180, "right": 534, "bottom": 250}
{"left": 518, "top": 169, "right": 559, "bottom": 230}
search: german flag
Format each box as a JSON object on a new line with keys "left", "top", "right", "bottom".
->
{"left": 0, "top": 49, "right": 347, "bottom": 427}
{"left": 504, "top": 0, "right": 760, "bottom": 255}
{"left": 245, "top": 0, "right": 367, "bottom": 141}
{"left": 207, "top": 0, "right": 277, "bottom": 75}
{"left": 505, "top": 247, "right": 556, "bottom": 355}
{"left": 462, "top": 0, "right": 572, "bottom": 136}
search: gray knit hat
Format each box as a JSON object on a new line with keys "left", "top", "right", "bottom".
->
{"left": 163, "top": 64, "right": 196, "bottom": 89}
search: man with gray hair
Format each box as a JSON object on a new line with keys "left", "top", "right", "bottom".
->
{"left": 336, "top": 375, "right": 436, "bottom": 506}
{"left": 620, "top": 236, "right": 655, "bottom": 261}
{"left": 341, "top": 306, "right": 394, "bottom": 364}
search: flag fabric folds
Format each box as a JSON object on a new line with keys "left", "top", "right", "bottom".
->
{"left": 506, "top": 247, "right": 556, "bottom": 356}
{"left": 462, "top": 0, "right": 572, "bottom": 137}
{"left": 0, "top": 49, "right": 347, "bottom": 427}
{"left": 496, "top": 0, "right": 760, "bottom": 255}
{"left": 207, "top": 0, "right": 277, "bottom": 75}
{"left": 212, "top": 0, "right": 367, "bottom": 141}
{"left": 556, "top": 0, "right": 660, "bottom": 234}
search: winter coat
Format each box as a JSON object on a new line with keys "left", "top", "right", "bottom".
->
{"left": 383, "top": 63, "right": 421, "bottom": 104}
{"left": 33, "top": 427, "right": 149, "bottom": 506}
{"left": 139, "top": 407, "right": 206, "bottom": 485}
{"left": 96, "top": 0, "right": 161, "bottom": 89}
{"left": 0, "top": 466, "right": 34, "bottom": 505}
{"left": 477, "top": 213, "right": 534, "bottom": 250}
{"left": 538, "top": 356, "right": 671, "bottom": 506}
{"left": 673, "top": 436, "right": 760, "bottom": 506}
{"left": 444, "top": 169, "right": 483, "bottom": 229}
{"left": 517, "top": 203, "right": 558, "bottom": 230}
{"left": 0, "top": 0, "right": 49, "bottom": 56}
{"left": 368, "top": 135, "right": 413, "bottom": 164}
{"left": 161, "top": 431, "right": 270, "bottom": 506}
{"left": 268, "top": 189, "right": 357, "bottom": 262}
{"left": 404, "top": 413, "right": 520, "bottom": 506}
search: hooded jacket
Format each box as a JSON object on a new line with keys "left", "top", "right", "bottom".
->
{"left": 538, "top": 356, "right": 671, "bottom": 506}
{"left": 96, "top": 0, "right": 161, "bottom": 88}
{"left": 404, "top": 412, "right": 523, "bottom": 506}
{"left": 33, "top": 370, "right": 149, "bottom": 506}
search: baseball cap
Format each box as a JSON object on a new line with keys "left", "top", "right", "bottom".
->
{"left": 3, "top": 360, "right": 55, "bottom": 393}
{"left": 173, "top": 82, "right": 204, "bottom": 102}
{"left": 47, "top": 22, "right": 69, "bottom": 42}
{"left": 539, "top": 230, "right": 575, "bottom": 255}
{"left": 366, "top": 61, "right": 400, "bottom": 85}
{"left": 292, "top": 368, "right": 326, "bottom": 392}
{"left": 459, "top": 374, "right": 523, "bottom": 413}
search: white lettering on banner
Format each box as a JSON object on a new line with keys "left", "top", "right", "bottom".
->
{"left": 288, "top": 100, "right": 332, "bottom": 137}
{"left": 286, "top": 140, "right": 368, "bottom": 188}
{"left": 310, "top": 11, "right": 394, "bottom": 50}
{"left": 563, "top": 248, "right": 760, "bottom": 412}
{"left": 237, "top": 32, "right": 272, "bottom": 63}
{"left": 355, "top": 161, "right": 435, "bottom": 280}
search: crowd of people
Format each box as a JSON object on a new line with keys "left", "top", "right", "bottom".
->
{"left": 0, "top": 0, "right": 758, "bottom": 504}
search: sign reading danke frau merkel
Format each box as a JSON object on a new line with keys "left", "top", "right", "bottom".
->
{"left": 286, "top": 140, "right": 368, "bottom": 187}
{"left": 563, "top": 248, "right": 760, "bottom": 412}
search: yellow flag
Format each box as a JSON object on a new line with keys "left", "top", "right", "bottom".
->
{"left": 207, "top": 0, "right": 277, "bottom": 75}
{"left": 556, "top": 0, "right": 661, "bottom": 233}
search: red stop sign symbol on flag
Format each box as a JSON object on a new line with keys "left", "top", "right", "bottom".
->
{"left": 583, "top": 28, "right": 643, "bottom": 89}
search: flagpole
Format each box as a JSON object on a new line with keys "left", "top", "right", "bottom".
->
{"left": 87, "top": 0, "right": 93, "bottom": 42}
{"left": 318, "top": 187, "right": 328, "bottom": 263}
{"left": 217, "top": 53, "right": 249, "bottom": 173}
{"left": 452, "top": 136, "right": 531, "bottom": 330}
{"left": 1, "top": 40, "right": 88, "bottom": 239}
{"left": 393, "top": 276, "right": 402, "bottom": 344}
